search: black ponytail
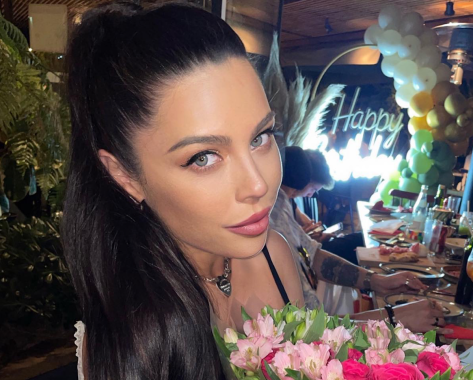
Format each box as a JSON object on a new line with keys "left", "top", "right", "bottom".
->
{"left": 62, "top": 3, "right": 246, "bottom": 379}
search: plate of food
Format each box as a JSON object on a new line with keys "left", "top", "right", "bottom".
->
{"left": 384, "top": 294, "right": 463, "bottom": 317}
{"left": 445, "top": 238, "right": 467, "bottom": 250}
{"left": 379, "top": 262, "right": 444, "bottom": 280}
{"left": 441, "top": 265, "right": 462, "bottom": 283}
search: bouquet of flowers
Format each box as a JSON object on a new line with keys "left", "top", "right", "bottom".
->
{"left": 214, "top": 305, "right": 469, "bottom": 380}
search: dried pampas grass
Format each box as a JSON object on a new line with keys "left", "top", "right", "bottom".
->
{"left": 262, "top": 33, "right": 345, "bottom": 148}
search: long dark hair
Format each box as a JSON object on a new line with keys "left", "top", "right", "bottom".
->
{"left": 62, "top": 3, "right": 246, "bottom": 379}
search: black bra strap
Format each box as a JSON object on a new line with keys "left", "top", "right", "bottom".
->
{"left": 262, "top": 245, "right": 290, "bottom": 305}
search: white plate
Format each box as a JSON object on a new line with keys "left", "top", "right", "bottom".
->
{"left": 379, "top": 263, "right": 444, "bottom": 280}
{"left": 446, "top": 238, "right": 467, "bottom": 250}
{"left": 384, "top": 294, "right": 464, "bottom": 317}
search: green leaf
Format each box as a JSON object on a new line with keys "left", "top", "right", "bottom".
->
{"left": 358, "top": 355, "right": 366, "bottom": 364}
{"left": 440, "top": 368, "right": 451, "bottom": 380}
{"left": 341, "top": 314, "right": 351, "bottom": 328}
{"left": 285, "top": 368, "right": 301, "bottom": 380}
{"left": 241, "top": 307, "right": 252, "bottom": 322}
{"left": 303, "top": 305, "right": 325, "bottom": 343}
{"left": 264, "top": 361, "right": 280, "bottom": 380}
{"left": 302, "top": 375, "right": 311, "bottom": 380}
{"left": 266, "top": 305, "right": 276, "bottom": 320}
{"left": 326, "top": 318, "right": 335, "bottom": 330}
{"left": 335, "top": 343, "right": 348, "bottom": 361}
{"left": 226, "top": 343, "right": 238, "bottom": 352}
{"left": 354, "top": 330, "right": 370, "bottom": 350}
{"left": 424, "top": 330, "right": 437, "bottom": 344}
{"left": 387, "top": 323, "right": 400, "bottom": 351}
{"left": 212, "top": 326, "right": 230, "bottom": 358}
{"left": 403, "top": 349, "right": 419, "bottom": 364}
{"left": 284, "top": 321, "right": 303, "bottom": 342}
{"left": 430, "top": 371, "right": 441, "bottom": 380}
{"left": 450, "top": 339, "right": 458, "bottom": 352}
{"left": 467, "top": 369, "right": 473, "bottom": 380}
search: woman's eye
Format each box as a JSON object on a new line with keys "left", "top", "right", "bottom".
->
{"left": 251, "top": 132, "right": 270, "bottom": 148}
{"left": 191, "top": 152, "right": 220, "bottom": 168}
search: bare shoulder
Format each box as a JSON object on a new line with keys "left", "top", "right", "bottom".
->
{"left": 265, "top": 229, "right": 304, "bottom": 306}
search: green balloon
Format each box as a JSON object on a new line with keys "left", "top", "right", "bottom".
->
{"left": 422, "top": 141, "right": 433, "bottom": 154}
{"left": 411, "top": 130, "right": 434, "bottom": 151}
{"left": 409, "top": 151, "right": 433, "bottom": 175}
{"left": 418, "top": 166, "right": 439, "bottom": 186}
{"left": 438, "top": 171, "right": 454, "bottom": 186}
{"left": 406, "top": 149, "right": 418, "bottom": 162}
{"left": 435, "top": 153, "right": 456, "bottom": 172}
{"left": 397, "top": 159, "right": 409, "bottom": 172}
{"left": 434, "top": 141, "right": 453, "bottom": 162}
{"left": 402, "top": 168, "right": 413, "bottom": 178}
{"left": 379, "top": 180, "right": 399, "bottom": 205}
{"left": 399, "top": 177, "right": 422, "bottom": 193}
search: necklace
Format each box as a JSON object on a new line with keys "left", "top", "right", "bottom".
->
{"left": 199, "top": 258, "right": 232, "bottom": 297}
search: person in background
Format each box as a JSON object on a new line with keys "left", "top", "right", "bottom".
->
{"left": 296, "top": 149, "right": 365, "bottom": 265}
{"left": 270, "top": 146, "right": 451, "bottom": 331}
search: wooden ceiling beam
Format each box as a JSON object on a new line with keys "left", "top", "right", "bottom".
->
{"left": 281, "top": 14, "right": 473, "bottom": 49}
{"left": 1, "top": 0, "right": 13, "bottom": 22}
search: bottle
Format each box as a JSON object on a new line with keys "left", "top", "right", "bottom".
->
{"left": 434, "top": 185, "right": 447, "bottom": 208}
{"left": 412, "top": 185, "right": 429, "bottom": 231}
{"left": 455, "top": 236, "right": 473, "bottom": 306}
{"left": 423, "top": 209, "right": 434, "bottom": 249}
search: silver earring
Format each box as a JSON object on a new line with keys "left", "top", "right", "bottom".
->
{"left": 129, "top": 195, "right": 144, "bottom": 211}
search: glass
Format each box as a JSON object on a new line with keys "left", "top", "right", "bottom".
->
{"left": 459, "top": 211, "right": 473, "bottom": 236}
{"left": 448, "top": 196, "right": 462, "bottom": 214}
{"left": 427, "top": 219, "right": 443, "bottom": 255}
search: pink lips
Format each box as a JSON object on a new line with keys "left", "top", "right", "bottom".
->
{"left": 226, "top": 207, "right": 271, "bottom": 236}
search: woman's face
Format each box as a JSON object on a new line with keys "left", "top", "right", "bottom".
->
{"left": 134, "top": 58, "right": 282, "bottom": 259}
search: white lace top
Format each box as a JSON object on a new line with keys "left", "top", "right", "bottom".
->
{"left": 74, "top": 321, "right": 86, "bottom": 380}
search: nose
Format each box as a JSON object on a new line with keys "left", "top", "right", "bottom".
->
{"left": 234, "top": 155, "right": 269, "bottom": 204}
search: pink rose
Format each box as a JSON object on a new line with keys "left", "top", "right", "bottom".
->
{"left": 348, "top": 348, "right": 363, "bottom": 361}
{"left": 342, "top": 359, "right": 370, "bottom": 380}
{"left": 416, "top": 352, "right": 455, "bottom": 379}
{"left": 369, "top": 363, "right": 424, "bottom": 380}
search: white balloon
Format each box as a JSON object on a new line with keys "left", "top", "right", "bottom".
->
{"left": 419, "top": 27, "right": 439, "bottom": 46}
{"left": 394, "top": 81, "right": 402, "bottom": 90}
{"left": 384, "top": 22, "right": 400, "bottom": 32}
{"left": 381, "top": 54, "right": 402, "bottom": 78}
{"left": 435, "top": 63, "right": 452, "bottom": 82}
{"left": 399, "top": 12, "right": 424, "bottom": 36}
{"left": 412, "top": 67, "right": 437, "bottom": 91}
{"left": 397, "top": 35, "right": 421, "bottom": 60}
{"left": 379, "top": 5, "right": 402, "bottom": 29}
{"left": 396, "top": 83, "right": 417, "bottom": 109}
{"left": 415, "top": 45, "right": 442, "bottom": 69}
{"left": 378, "top": 30, "right": 402, "bottom": 56}
{"left": 393, "top": 60, "right": 418, "bottom": 85}
{"left": 364, "top": 24, "right": 383, "bottom": 45}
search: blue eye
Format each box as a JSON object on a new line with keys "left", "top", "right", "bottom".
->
{"left": 194, "top": 154, "right": 208, "bottom": 167}
{"left": 251, "top": 131, "right": 272, "bottom": 148}
{"left": 182, "top": 150, "right": 221, "bottom": 171}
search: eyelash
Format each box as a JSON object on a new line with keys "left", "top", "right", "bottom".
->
{"left": 181, "top": 127, "right": 275, "bottom": 172}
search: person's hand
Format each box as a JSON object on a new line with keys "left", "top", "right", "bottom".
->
{"left": 393, "top": 299, "right": 453, "bottom": 335}
{"left": 371, "top": 272, "right": 427, "bottom": 296}
{"left": 319, "top": 233, "right": 336, "bottom": 243}
{"left": 303, "top": 221, "right": 321, "bottom": 234}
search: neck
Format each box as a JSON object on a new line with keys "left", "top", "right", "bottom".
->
{"left": 281, "top": 185, "right": 296, "bottom": 199}
{"left": 181, "top": 242, "right": 227, "bottom": 279}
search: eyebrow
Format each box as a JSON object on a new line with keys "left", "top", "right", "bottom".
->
{"left": 167, "top": 111, "right": 276, "bottom": 153}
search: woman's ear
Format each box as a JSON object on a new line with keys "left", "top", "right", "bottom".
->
{"left": 98, "top": 149, "right": 145, "bottom": 202}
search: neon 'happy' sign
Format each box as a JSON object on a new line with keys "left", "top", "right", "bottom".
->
{"left": 303, "top": 87, "right": 404, "bottom": 181}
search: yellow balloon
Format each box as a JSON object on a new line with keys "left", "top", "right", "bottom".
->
{"left": 408, "top": 116, "right": 431, "bottom": 135}
{"left": 431, "top": 126, "right": 447, "bottom": 141}
{"left": 426, "top": 106, "right": 453, "bottom": 129}
{"left": 431, "top": 81, "right": 459, "bottom": 105}
{"left": 409, "top": 91, "right": 434, "bottom": 117}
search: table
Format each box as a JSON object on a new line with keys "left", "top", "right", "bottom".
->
{"left": 356, "top": 201, "right": 473, "bottom": 347}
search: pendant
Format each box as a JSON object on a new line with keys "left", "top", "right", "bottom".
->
{"left": 216, "top": 276, "right": 231, "bottom": 297}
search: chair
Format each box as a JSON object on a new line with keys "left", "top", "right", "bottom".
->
{"left": 389, "top": 189, "right": 434, "bottom": 205}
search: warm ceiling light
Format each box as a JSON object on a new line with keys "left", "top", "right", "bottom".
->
{"left": 445, "top": 1, "right": 455, "bottom": 16}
